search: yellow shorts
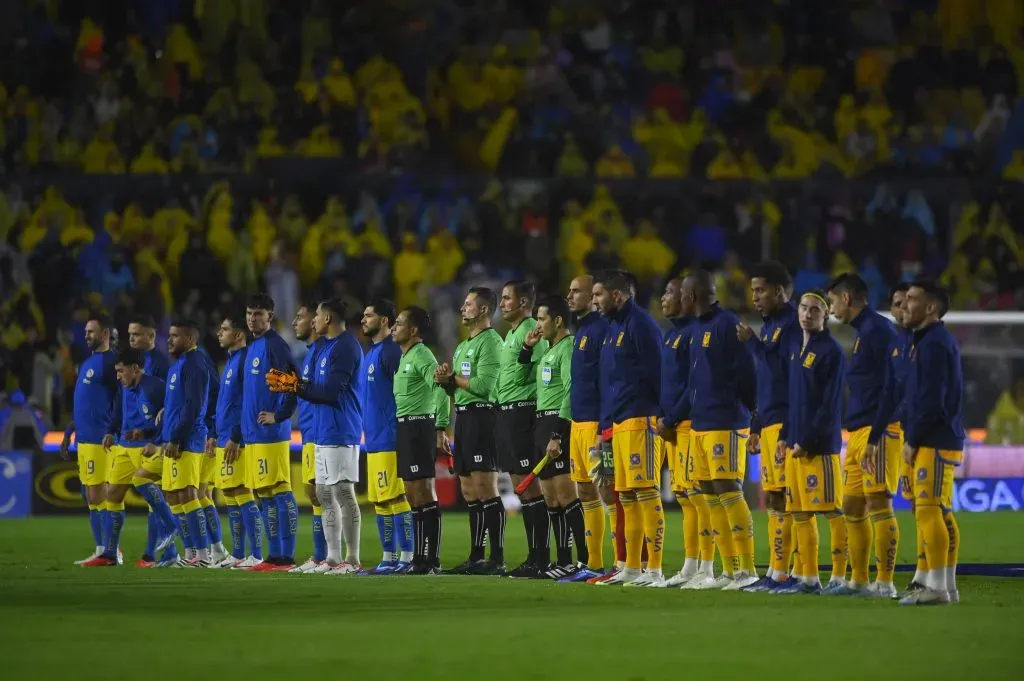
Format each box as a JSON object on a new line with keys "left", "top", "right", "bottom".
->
{"left": 785, "top": 453, "right": 842, "bottom": 513}
{"left": 301, "top": 443, "right": 316, "bottom": 485}
{"left": 844, "top": 425, "right": 902, "bottom": 497}
{"left": 216, "top": 446, "right": 249, "bottom": 490}
{"left": 899, "top": 444, "right": 914, "bottom": 500}
{"left": 912, "top": 448, "right": 961, "bottom": 509}
{"left": 107, "top": 445, "right": 135, "bottom": 485}
{"left": 162, "top": 451, "right": 203, "bottom": 492}
{"left": 692, "top": 429, "right": 749, "bottom": 482}
{"left": 569, "top": 421, "right": 598, "bottom": 484}
{"left": 77, "top": 443, "right": 109, "bottom": 487}
{"left": 126, "top": 445, "right": 163, "bottom": 478}
{"left": 665, "top": 421, "right": 695, "bottom": 494}
{"left": 612, "top": 417, "right": 664, "bottom": 492}
{"left": 759, "top": 423, "right": 785, "bottom": 492}
{"left": 250, "top": 441, "right": 292, "bottom": 491}
{"left": 367, "top": 450, "right": 405, "bottom": 503}
{"left": 200, "top": 452, "right": 218, "bottom": 486}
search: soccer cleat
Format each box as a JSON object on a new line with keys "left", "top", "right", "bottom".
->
{"left": 325, "top": 561, "right": 361, "bottom": 575}
{"left": 392, "top": 561, "right": 414, "bottom": 574}
{"left": 308, "top": 561, "right": 340, "bottom": 574}
{"left": 408, "top": 562, "right": 443, "bottom": 575}
{"left": 709, "top": 574, "right": 734, "bottom": 589}
{"left": 862, "top": 581, "right": 898, "bottom": 599}
{"left": 546, "top": 564, "right": 580, "bottom": 581}
{"left": 81, "top": 554, "right": 118, "bottom": 567}
{"left": 210, "top": 544, "right": 231, "bottom": 565}
{"left": 155, "top": 529, "right": 177, "bottom": 554}
{"left": 506, "top": 560, "right": 542, "bottom": 579}
{"left": 210, "top": 555, "right": 242, "bottom": 569}
{"left": 561, "top": 567, "right": 603, "bottom": 583}
{"left": 897, "top": 580, "right": 926, "bottom": 599}
{"left": 822, "top": 581, "right": 868, "bottom": 596}
{"left": 899, "top": 588, "right": 950, "bottom": 606}
{"left": 233, "top": 556, "right": 263, "bottom": 570}
{"left": 949, "top": 588, "right": 960, "bottom": 604}
{"left": 185, "top": 557, "right": 211, "bottom": 568}
{"left": 680, "top": 574, "right": 718, "bottom": 590}
{"left": 167, "top": 557, "right": 192, "bottom": 568}
{"left": 137, "top": 556, "right": 157, "bottom": 568}
{"left": 597, "top": 567, "right": 642, "bottom": 585}
{"left": 768, "top": 576, "right": 800, "bottom": 593}
{"left": 530, "top": 563, "right": 556, "bottom": 579}
{"left": 74, "top": 548, "right": 103, "bottom": 566}
{"left": 290, "top": 558, "right": 321, "bottom": 574}
{"left": 270, "top": 559, "right": 297, "bottom": 572}
{"left": 742, "top": 576, "right": 781, "bottom": 592}
{"left": 626, "top": 570, "right": 666, "bottom": 588}
{"left": 466, "top": 559, "right": 507, "bottom": 576}
{"left": 723, "top": 571, "right": 759, "bottom": 591}
{"left": 588, "top": 568, "right": 620, "bottom": 584}
{"left": 445, "top": 559, "right": 482, "bottom": 575}
{"left": 358, "top": 561, "right": 398, "bottom": 576}
{"left": 664, "top": 569, "right": 697, "bottom": 588}
{"left": 775, "top": 581, "right": 822, "bottom": 595}
{"left": 244, "top": 560, "right": 278, "bottom": 572}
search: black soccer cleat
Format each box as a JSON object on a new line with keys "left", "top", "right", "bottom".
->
{"left": 444, "top": 559, "right": 484, "bottom": 575}
{"left": 506, "top": 560, "right": 541, "bottom": 579}
{"left": 899, "top": 580, "right": 927, "bottom": 599}
{"left": 530, "top": 563, "right": 557, "bottom": 579}
{"left": 466, "top": 559, "right": 507, "bottom": 576}
{"left": 409, "top": 563, "right": 443, "bottom": 575}
{"left": 545, "top": 563, "right": 579, "bottom": 580}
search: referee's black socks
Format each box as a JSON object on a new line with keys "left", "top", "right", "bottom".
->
{"left": 564, "top": 499, "right": 588, "bottom": 566}
{"left": 414, "top": 501, "right": 441, "bottom": 566}
{"left": 467, "top": 501, "right": 486, "bottom": 562}
{"left": 521, "top": 497, "right": 550, "bottom": 566}
{"left": 482, "top": 496, "right": 506, "bottom": 563}
{"left": 548, "top": 505, "right": 571, "bottom": 566}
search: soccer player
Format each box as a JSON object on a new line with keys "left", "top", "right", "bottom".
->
{"left": 241, "top": 293, "right": 299, "bottom": 571}
{"left": 199, "top": 348, "right": 228, "bottom": 565}
{"left": 61, "top": 314, "right": 120, "bottom": 565}
{"left": 735, "top": 261, "right": 801, "bottom": 591}
{"left": 84, "top": 349, "right": 177, "bottom": 566}
{"left": 563, "top": 275, "right": 613, "bottom": 582}
{"left": 268, "top": 298, "right": 364, "bottom": 574}
{"left": 359, "top": 299, "right": 415, "bottom": 574}
{"left": 161, "top": 320, "right": 213, "bottom": 567}
{"left": 656, "top": 277, "right": 707, "bottom": 588}
{"left": 826, "top": 273, "right": 898, "bottom": 596}
{"left": 684, "top": 270, "right": 759, "bottom": 590}
{"left": 494, "top": 280, "right": 551, "bottom": 577}
{"left": 290, "top": 303, "right": 326, "bottom": 573}
{"left": 591, "top": 270, "right": 666, "bottom": 587}
{"left": 776, "top": 291, "right": 846, "bottom": 594}
{"left": 521, "top": 295, "right": 589, "bottom": 579}
{"left": 391, "top": 306, "right": 452, "bottom": 574}
{"left": 128, "top": 315, "right": 170, "bottom": 380}
{"left": 212, "top": 314, "right": 263, "bottom": 569}
{"left": 435, "top": 287, "right": 506, "bottom": 575}
{"left": 898, "top": 280, "right": 964, "bottom": 606}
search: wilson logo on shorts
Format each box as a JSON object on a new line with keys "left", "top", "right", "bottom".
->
{"left": 410, "top": 465, "right": 419, "bottom": 473}
{"left": 629, "top": 453, "right": 641, "bottom": 466}
{"left": 473, "top": 455, "right": 482, "bottom": 463}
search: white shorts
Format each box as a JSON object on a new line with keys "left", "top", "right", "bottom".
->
{"left": 315, "top": 445, "right": 360, "bottom": 485}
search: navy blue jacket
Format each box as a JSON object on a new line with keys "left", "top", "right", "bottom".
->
{"left": 903, "top": 322, "right": 965, "bottom": 453}
{"left": 747, "top": 302, "right": 800, "bottom": 433}
{"left": 780, "top": 329, "right": 846, "bottom": 455}
{"left": 570, "top": 311, "right": 608, "bottom": 424}
{"left": 241, "top": 329, "right": 297, "bottom": 445}
{"left": 361, "top": 336, "right": 401, "bottom": 452}
{"left": 300, "top": 331, "right": 364, "bottom": 447}
{"left": 109, "top": 374, "right": 165, "bottom": 446}
{"left": 598, "top": 316, "right": 618, "bottom": 432}
{"left": 144, "top": 348, "right": 170, "bottom": 381}
{"left": 71, "top": 349, "right": 119, "bottom": 445}
{"left": 688, "top": 304, "right": 757, "bottom": 432}
{"left": 201, "top": 348, "right": 219, "bottom": 441}
{"left": 604, "top": 299, "right": 662, "bottom": 424}
{"left": 660, "top": 317, "right": 698, "bottom": 428}
{"left": 869, "top": 326, "right": 913, "bottom": 444}
{"left": 297, "top": 339, "right": 323, "bottom": 444}
{"left": 162, "top": 348, "right": 210, "bottom": 452}
{"left": 215, "top": 347, "right": 246, "bottom": 448}
{"left": 844, "top": 308, "right": 896, "bottom": 431}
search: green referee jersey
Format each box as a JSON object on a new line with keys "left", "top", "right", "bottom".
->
{"left": 394, "top": 342, "right": 450, "bottom": 429}
{"left": 452, "top": 328, "right": 502, "bottom": 406}
{"left": 535, "top": 333, "right": 573, "bottom": 421}
{"left": 495, "top": 317, "right": 548, "bottom": 404}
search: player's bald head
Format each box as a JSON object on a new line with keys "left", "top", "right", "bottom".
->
{"left": 682, "top": 270, "right": 716, "bottom": 309}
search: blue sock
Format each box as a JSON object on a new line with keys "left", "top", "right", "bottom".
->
{"left": 186, "top": 507, "right": 210, "bottom": 551}
{"left": 394, "top": 509, "right": 414, "bottom": 556}
{"left": 203, "top": 503, "right": 222, "bottom": 544}
{"left": 98, "top": 508, "right": 110, "bottom": 547}
{"left": 135, "top": 483, "right": 177, "bottom": 534}
{"left": 376, "top": 512, "right": 396, "bottom": 561}
{"left": 275, "top": 492, "right": 299, "bottom": 560}
{"left": 241, "top": 500, "right": 264, "bottom": 560}
{"left": 312, "top": 513, "right": 327, "bottom": 562}
{"left": 264, "top": 498, "right": 282, "bottom": 558}
{"left": 103, "top": 509, "right": 125, "bottom": 557}
{"left": 177, "top": 514, "right": 193, "bottom": 550}
{"left": 88, "top": 507, "right": 103, "bottom": 547}
{"left": 228, "top": 505, "right": 245, "bottom": 559}
{"left": 144, "top": 512, "right": 159, "bottom": 558}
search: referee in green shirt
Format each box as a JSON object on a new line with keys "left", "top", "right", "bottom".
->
{"left": 391, "top": 306, "right": 451, "bottom": 575}
{"left": 521, "top": 294, "right": 590, "bottom": 580}
{"left": 435, "top": 286, "right": 506, "bottom": 575}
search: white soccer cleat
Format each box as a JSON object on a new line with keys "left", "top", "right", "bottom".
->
{"left": 597, "top": 567, "right": 642, "bottom": 585}
{"left": 325, "top": 561, "right": 361, "bottom": 575}
{"left": 723, "top": 571, "right": 759, "bottom": 591}
{"left": 864, "top": 581, "right": 898, "bottom": 599}
{"left": 899, "top": 587, "right": 951, "bottom": 606}
{"left": 664, "top": 569, "right": 697, "bottom": 588}
{"left": 681, "top": 574, "right": 718, "bottom": 590}
{"left": 949, "top": 588, "right": 960, "bottom": 604}
{"left": 210, "top": 544, "right": 230, "bottom": 565}
{"left": 308, "top": 561, "right": 338, "bottom": 574}
{"left": 232, "top": 555, "right": 263, "bottom": 569}
{"left": 290, "top": 558, "right": 321, "bottom": 573}
{"left": 825, "top": 577, "right": 847, "bottom": 590}
{"left": 709, "top": 574, "right": 734, "bottom": 589}
{"left": 624, "top": 570, "right": 665, "bottom": 588}
{"left": 74, "top": 547, "right": 103, "bottom": 566}
{"left": 210, "top": 555, "right": 241, "bottom": 569}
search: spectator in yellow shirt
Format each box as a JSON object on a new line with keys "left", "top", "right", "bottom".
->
{"left": 595, "top": 144, "right": 637, "bottom": 178}
{"left": 393, "top": 233, "right": 428, "bottom": 309}
{"left": 706, "top": 147, "right": 745, "bottom": 179}
{"left": 130, "top": 143, "right": 169, "bottom": 174}
{"left": 620, "top": 219, "right": 677, "bottom": 285}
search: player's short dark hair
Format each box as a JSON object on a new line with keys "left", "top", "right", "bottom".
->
{"left": 318, "top": 297, "right": 348, "bottom": 322}
{"left": 593, "top": 270, "right": 633, "bottom": 295}
{"left": 468, "top": 286, "right": 497, "bottom": 314}
{"left": 888, "top": 282, "right": 911, "bottom": 306}
{"left": 223, "top": 313, "right": 246, "bottom": 331}
{"left": 89, "top": 313, "right": 112, "bottom": 330}
{"left": 403, "top": 306, "right": 431, "bottom": 337}
{"left": 502, "top": 279, "right": 536, "bottom": 307}
{"left": 170, "top": 319, "right": 200, "bottom": 333}
{"left": 296, "top": 300, "right": 318, "bottom": 315}
{"left": 750, "top": 260, "right": 793, "bottom": 291}
{"left": 247, "top": 292, "right": 275, "bottom": 312}
{"left": 368, "top": 298, "right": 396, "bottom": 325}
{"left": 537, "top": 295, "right": 570, "bottom": 327}
{"left": 128, "top": 314, "right": 156, "bottom": 329}
{"left": 909, "top": 279, "right": 950, "bottom": 318}
{"left": 115, "top": 348, "right": 144, "bottom": 367}
{"left": 826, "top": 273, "right": 868, "bottom": 303}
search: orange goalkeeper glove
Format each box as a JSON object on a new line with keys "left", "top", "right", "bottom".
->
{"left": 265, "top": 368, "right": 300, "bottom": 393}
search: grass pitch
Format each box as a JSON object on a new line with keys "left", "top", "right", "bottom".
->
{"left": 1, "top": 511, "right": 1021, "bottom": 681}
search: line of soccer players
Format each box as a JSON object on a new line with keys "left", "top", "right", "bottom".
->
{"left": 64, "top": 265, "right": 964, "bottom": 603}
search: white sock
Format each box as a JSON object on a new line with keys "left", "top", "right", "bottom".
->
{"left": 400, "top": 550, "right": 414, "bottom": 563}
{"left": 681, "top": 557, "right": 698, "bottom": 576}
{"left": 912, "top": 567, "right": 925, "bottom": 584}
{"left": 698, "top": 559, "right": 714, "bottom": 576}
{"left": 185, "top": 548, "right": 196, "bottom": 561}
{"left": 927, "top": 568, "right": 948, "bottom": 592}
{"left": 337, "top": 482, "right": 361, "bottom": 565}
{"left": 647, "top": 568, "right": 663, "bottom": 578}
{"left": 945, "top": 564, "right": 957, "bottom": 591}
{"left": 802, "top": 574, "right": 821, "bottom": 586}
{"left": 213, "top": 541, "right": 226, "bottom": 554}
{"left": 616, "top": 560, "right": 626, "bottom": 570}
{"left": 382, "top": 551, "right": 397, "bottom": 563}
{"left": 94, "top": 545, "right": 104, "bottom": 555}
{"left": 765, "top": 566, "right": 775, "bottom": 580}
{"left": 317, "top": 483, "right": 344, "bottom": 564}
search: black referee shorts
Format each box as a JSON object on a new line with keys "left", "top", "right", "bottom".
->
{"left": 397, "top": 415, "right": 437, "bottom": 481}
{"left": 496, "top": 401, "right": 539, "bottom": 475}
{"left": 534, "top": 411, "right": 571, "bottom": 480}
{"left": 453, "top": 403, "right": 497, "bottom": 476}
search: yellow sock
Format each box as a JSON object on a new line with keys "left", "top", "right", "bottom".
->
{"left": 943, "top": 509, "right": 959, "bottom": 568}
{"left": 689, "top": 493, "right": 715, "bottom": 562}
{"left": 766, "top": 511, "right": 780, "bottom": 572}
{"left": 791, "top": 518, "right": 804, "bottom": 577}
{"left": 637, "top": 488, "right": 665, "bottom": 571}
{"left": 223, "top": 495, "right": 237, "bottom": 508}
{"left": 720, "top": 490, "right": 754, "bottom": 572}
{"left": 373, "top": 503, "right": 390, "bottom": 517}
{"left": 391, "top": 498, "right": 412, "bottom": 514}
{"left": 107, "top": 500, "right": 125, "bottom": 512}
{"left": 199, "top": 496, "right": 215, "bottom": 510}
{"left": 88, "top": 503, "right": 101, "bottom": 513}
{"left": 869, "top": 509, "right": 899, "bottom": 583}
{"left": 270, "top": 481, "right": 292, "bottom": 495}
{"left": 827, "top": 511, "right": 848, "bottom": 581}
{"left": 917, "top": 505, "right": 949, "bottom": 577}
{"left": 235, "top": 490, "right": 255, "bottom": 505}
{"left": 621, "top": 495, "right": 643, "bottom": 570}
{"left": 607, "top": 503, "right": 619, "bottom": 565}
{"left": 98, "top": 500, "right": 109, "bottom": 511}
{"left": 794, "top": 515, "right": 819, "bottom": 581}
{"left": 170, "top": 503, "right": 183, "bottom": 515}
{"left": 182, "top": 498, "right": 202, "bottom": 514}
{"left": 846, "top": 513, "right": 871, "bottom": 584}
{"left": 776, "top": 513, "right": 795, "bottom": 577}
{"left": 677, "top": 493, "right": 699, "bottom": 560}
{"left": 312, "top": 504, "right": 322, "bottom": 516}
{"left": 706, "top": 494, "right": 737, "bottom": 574}
{"left": 581, "top": 499, "right": 605, "bottom": 570}
{"left": 915, "top": 523, "right": 926, "bottom": 574}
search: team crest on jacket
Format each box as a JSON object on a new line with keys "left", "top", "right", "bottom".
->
{"left": 86, "top": 369, "right": 94, "bottom": 378}
{"left": 672, "top": 336, "right": 681, "bottom": 349}
{"left": 227, "top": 369, "right": 233, "bottom": 379}
{"left": 702, "top": 331, "right": 711, "bottom": 347}
{"left": 170, "top": 374, "right": 177, "bottom": 384}
{"left": 802, "top": 352, "right": 816, "bottom": 368}
{"left": 853, "top": 338, "right": 860, "bottom": 353}
{"left": 616, "top": 332, "right": 624, "bottom": 346}
{"left": 772, "top": 328, "right": 781, "bottom": 342}
{"left": 321, "top": 357, "right": 327, "bottom": 367}
{"left": 368, "top": 363, "right": 374, "bottom": 374}
{"left": 579, "top": 336, "right": 587, "bottom": 349}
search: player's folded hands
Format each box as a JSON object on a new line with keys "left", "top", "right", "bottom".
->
{"left": 266, "top": 368, "right": 300, "bottom": 393}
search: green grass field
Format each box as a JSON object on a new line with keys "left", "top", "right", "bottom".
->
{"left": 1, "top": 511, "right": 1022, "bottom": 680}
